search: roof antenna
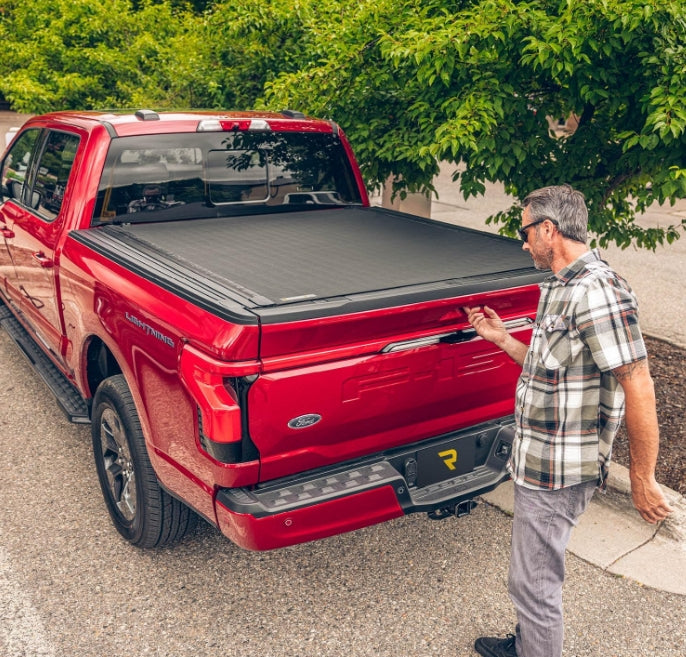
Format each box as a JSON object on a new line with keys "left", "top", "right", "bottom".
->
{"left": 281, "top": 109, "right": 306, "bottom": 119}
{"left": 135, "top": 109, "right": 160, "bottom": 121}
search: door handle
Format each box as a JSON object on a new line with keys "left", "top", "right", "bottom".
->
{"left": 1, "top": 225, "right": 14, "bottom": 239}
{"left": 32, "top": 251, "right": 54, "bottom": 268}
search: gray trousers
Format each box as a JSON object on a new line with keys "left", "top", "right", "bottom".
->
{"left": 508, "top": 480, "right": 597, "bottom": 657}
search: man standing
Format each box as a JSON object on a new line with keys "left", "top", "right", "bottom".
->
{"left": 463, "top": 184, "right": 672, "bottom": 657}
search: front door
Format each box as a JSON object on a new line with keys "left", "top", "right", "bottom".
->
{"left": 0, "top": 128, "right": 81, "bottom": 362}
{"left": 0, "top": 127, "right": 41, "bottom": 303}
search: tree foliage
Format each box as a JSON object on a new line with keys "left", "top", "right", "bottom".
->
{"left": 0, "top": 0, "right": 684, "bottom": 248}
{"left": 0, "top": 0, "right": 209, "bottom": 112}
{"left": 200, "top": 0, "right": 319, "bottom": 108}
{"left": 263, "top": 0, "right": 686, "bottom": 248}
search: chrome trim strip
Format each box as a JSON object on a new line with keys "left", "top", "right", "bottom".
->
{"left": 380, "top": 317, "right": 533, "bottom": 353}
{"left": 381, "top": 332, "right": 455, "bottom": 353}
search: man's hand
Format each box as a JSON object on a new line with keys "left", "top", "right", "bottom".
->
{"left": 462, "top": 306, "right": 528, "bottom": 366}
{"left": 463, "top": 306, "right": 508, "bottom": 344}
{"left": 629, "top": 473, "right": 673, "bottom": 524}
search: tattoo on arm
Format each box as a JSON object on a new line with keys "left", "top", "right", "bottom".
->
{"left": 613, "top": 359, "right": 649, "bottom": 381}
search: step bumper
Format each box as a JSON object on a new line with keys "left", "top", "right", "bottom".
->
{"left": 215, "top": 420, "right": 514, "bottom": 550}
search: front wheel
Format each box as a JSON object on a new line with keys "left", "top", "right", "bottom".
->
{"left": 91, "top": 375, "right": 197, "bottom": 548}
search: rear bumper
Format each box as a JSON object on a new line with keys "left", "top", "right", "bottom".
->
{"left": 215, "top": 418, "right": 515, "bottom": 550}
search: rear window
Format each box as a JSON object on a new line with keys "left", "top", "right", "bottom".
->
{"left": 92, "top": 131, "right": 363, "bottom": 224}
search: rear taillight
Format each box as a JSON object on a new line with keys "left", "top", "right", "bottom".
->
{"left": 179, "top": 344, "right": 259, "bottom": 462}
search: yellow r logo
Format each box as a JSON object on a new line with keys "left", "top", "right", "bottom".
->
{"left": 438, "top": 449, "right": 458, "bottom": 470}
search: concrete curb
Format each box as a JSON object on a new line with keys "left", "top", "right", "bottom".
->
{"left": 642, "top": 330, "right": 686, "bottom": 352}
{"left": 480, "top": 463, "right": 686, "bottom": 596}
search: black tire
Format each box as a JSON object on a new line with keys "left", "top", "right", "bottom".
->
{"left": 91, "top": 375, "right": 197, "bottom": 548}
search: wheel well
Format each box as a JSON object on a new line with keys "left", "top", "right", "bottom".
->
{"left": 86, "top": 338, "right": 122, "bottom": 398}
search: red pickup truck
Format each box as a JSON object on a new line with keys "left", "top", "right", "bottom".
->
{"left": 0, "top": 110, "right": 542, "bottom": 550}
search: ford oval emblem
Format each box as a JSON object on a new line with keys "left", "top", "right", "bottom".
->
{"left": 288, "top": 414, "right": 322, "bottom": 430}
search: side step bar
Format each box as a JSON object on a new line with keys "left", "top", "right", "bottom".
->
{"left": 0, "top": 305, "right": 90, "bottom": 424}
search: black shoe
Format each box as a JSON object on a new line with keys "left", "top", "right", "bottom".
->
{"left": 474, "top": 633, "right": 517, "bottom": 657}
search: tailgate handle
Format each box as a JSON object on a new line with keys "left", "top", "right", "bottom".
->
{"left": 381, "top": 317, "right": 534, "bottom": 353}
{"left": 439, "top": 328, "right": 477, "bottom": 344}
{"left": 382, "top": 330, "right": 472, "bottom": 353}
{"left": 442, "top": 317, "right": 534, "bottom": 343}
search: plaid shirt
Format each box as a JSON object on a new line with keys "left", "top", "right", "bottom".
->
{"left": 511, "top": 249, "right": 647, "bottom": 490}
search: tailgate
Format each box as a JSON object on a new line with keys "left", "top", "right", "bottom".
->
{"left": 251, "top": 285, "right": 539, "bottom": 482}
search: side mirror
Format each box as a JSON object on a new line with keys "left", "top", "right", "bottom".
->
{"left": 0, "top": 178, "right": 27, "bottom": 204}
{"left": 8, "top": 180, "right": 24, "bottom": 201}
{"left": 0, "top": 178, "right": 22, "bottom": 203}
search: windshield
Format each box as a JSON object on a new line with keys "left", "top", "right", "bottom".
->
{"left": 92, "top": 130, "right": 363, "bottom": 224}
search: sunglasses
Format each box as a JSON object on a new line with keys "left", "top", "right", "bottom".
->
{"left": 518, "top": 217, "right": 559, "bottom": 242}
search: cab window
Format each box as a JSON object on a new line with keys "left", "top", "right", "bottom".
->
{"left": 32, "top": 131, "right": 81, "bottom": 222}
{"left": 0, "top": 129, "right": 80, "bottom": 222}
{"left": 1, "top": 128, "right": 41, "bottom": 203}
{"left": 92, "top": 131, "right": 363, "bottom": 223}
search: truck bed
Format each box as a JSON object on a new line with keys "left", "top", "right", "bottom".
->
{"left": 70, "top": 206, "right": 544, "bottom": 323}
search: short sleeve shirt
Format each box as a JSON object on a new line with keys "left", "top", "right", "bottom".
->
{"left": 510, "top": 249, "right": 647, "bottom": 490}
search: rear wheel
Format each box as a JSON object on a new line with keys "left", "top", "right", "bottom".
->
{"left": 91, "top": 375, "right": 197, "bottom": 547}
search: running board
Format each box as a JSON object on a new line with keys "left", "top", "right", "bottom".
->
{"left": 0, "top": 307, "right": 90, "bottom": 424}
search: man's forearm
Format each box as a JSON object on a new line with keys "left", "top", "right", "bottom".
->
{"left": 463, "top": 306, "right": 529, "bottom": 366}
{"left": 493, "top": 333, "right": 529, "bottom": 367}
{"left": 615, "top": 362, "right": 660, "bottom": 477}
{"left": 614, "top": 361, "right": 672, "bottom": 523}
{"left": 622, "top": 374, "right": 660, "bottom": 480}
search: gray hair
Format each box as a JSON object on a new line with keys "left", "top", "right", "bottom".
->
{"left": 522, "top": 184, "right": 588, "bottom": 243}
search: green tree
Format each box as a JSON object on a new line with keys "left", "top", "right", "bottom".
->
{"left": 0, "top": 0, "right": 312, "bottom": 113}
{"left": 263, "top": 0, "right": 686, "bottom": 248}
{"left": 203, "top": 0, "right": 336, "bottom": 108}
{"left": 0, "top": 0, "right": 207, "bottom": 112}
{"left": 2, "top": 0, "right": 684, "bottom": 248}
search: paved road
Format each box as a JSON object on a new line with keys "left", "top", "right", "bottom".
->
{"left": 2, "top": 329, "right": 686, "bottom": 657}
{"left": 2, "top": 112, "right": 685, "bottom": 656}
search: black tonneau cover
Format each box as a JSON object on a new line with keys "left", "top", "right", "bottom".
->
{"left": 70, "top": 207, "right": 545, "bottom": 324}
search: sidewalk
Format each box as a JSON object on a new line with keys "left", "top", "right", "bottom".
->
{"left": 481, "top": 466, "right": 686, "bottom": 596}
